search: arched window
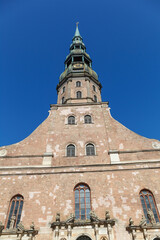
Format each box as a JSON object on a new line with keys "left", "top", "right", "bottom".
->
{"left": 140, "top": 189, "right": 160, "bottom": 223}
{"left": 62, "top": 86, "right": 65, "bottom": 93}
{"left": 94, "top": 95, "right": 97, "bottom": 102}
{"left": 77, "top": 91, "right": 82, "bottom": 99}
{"left": 84, "top": 115, "right": 92, "bottom": 124}
{"left": 6, "top": 195, "right": 24, "bottom": 229}
{"left": 86, "top": 143, "right": 95, "bottom": 156}
{"left": 68, "top": 116, "right": 75, "bottom": 125}
{"left": 93, "top": 85, "right": 96, "bottom": 91}
{"left": 67, "top": 144, "right": 75, "bottom": 157}
{"left": 74, "top": 184, "right": 91, "bottom": 220}
{"left": 62, "top": 97, "right": 65, "bottom": 104}
{"left": 76, "top": 81, "right": 81, "bottom": 87}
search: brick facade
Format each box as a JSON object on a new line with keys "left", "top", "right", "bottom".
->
{"left": 0, "top": 26, "right": 160, "bottom": 240}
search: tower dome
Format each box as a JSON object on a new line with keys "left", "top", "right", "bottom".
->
{"left": 57, "top": 24, "right": 102, "bottom": 105}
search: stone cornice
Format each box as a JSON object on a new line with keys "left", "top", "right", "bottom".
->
{"left": 3, "top": 149, "right": 159, "bottom": 160}
{"left": 51, "top": 219, "right": 116, "bottom": 228}
{"left": 0, "top": 165, "right": 159, "bottom": 177}
{"left": 0, "top": 153, "right": 53, "bottom": 159}
{"left": 0, "top": 159, "right": 160, "bottom": 171}
{"left": 51, "top": 211, "right": 115, "bottom": 229}
{"left": 50, "top": 101, "right": 109, "bottom": 109}
{"left": 1, "top": 229, "right": 38, "bottom": 236}
{"left": 126, "top": 225, "right": 160, "bottom": 231}
{"left": 0, "top": 222, "right": 38, "bottom": 237}
{"left": 57, "top": 71, "right": 102, "bottom": 90}
{"left": 109, "top": 149, "right": 160, "bottom": 154}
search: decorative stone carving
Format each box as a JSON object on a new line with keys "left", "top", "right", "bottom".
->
{"left": 132, "top": 229, "right": 137, "bottom": 240}
{"left": 100, "top": 236, "right": 108, "bottom": 240}
{"left": 55, "top": 225, "right": 59, "bottom": 237}
{"left": 139, "top": 215, "right": 147, "bottom": 227}
{"left": 51, "top": 210, "right": 116, "bottom": 240}
{"left": 56, "top": 213, "right": 60, "bottom": 222}
{"left": 9, "top": 215, "right": 16, "bottom": 229}
{"left": 90, "top": 211, "right": 99, "bottom": 222}
{"left": 129, "top": 217, "right": 134, "bottom": 226}
{"left": 147, "top": 208, "right": 156, "bottom": 225}
{"left": 17, "top": 221, "right": 25, "bottom": 232}
{"left": 143, "top": 228, "right": 149, "bottom": 239}
{"left": 30, "top": 222, "right": 35, "bottom": 230}
{"left": 94, "top": 223, "right": 98, "bottom": 235}
{"left": 0, "top": 221, "right": 4, "bottom": 233}
{"left": 0, "top": 149, "right": 7, "bottom": 157}
{"left": 105, "top": 211, "right": 110, "bottom": 220}
{"left": 67, "top": 225, "right": 72, "bottom": 236}
{"left": 1, "top": 220, "right": 38, "bottom": 238}
{"left": 152, "top": 142, "right": 160, "bottom": 149}
{"left": 66, "top": 213, "right": 75, "bottom": 223}
{"left": 127, "top": 216, "right": 160, "bottom": 240}
{"left": 107, "top": 223, "right": 112, "bottom": 235}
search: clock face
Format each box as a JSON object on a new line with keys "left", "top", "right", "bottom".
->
{"left": 73, "top": 63, "right": 83, "bottom": 69}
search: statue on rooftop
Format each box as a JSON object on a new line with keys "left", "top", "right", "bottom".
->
{"left": 105, "top": 210, "right": 110, "bottom": 220}
{"left": 56, "top": 213, "right": 60, "bottom": 222}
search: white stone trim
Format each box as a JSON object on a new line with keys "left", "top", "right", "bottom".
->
{"left": 110, "top": 153, "right": 120, "bottom": 163}
{"left": 42, "top": 152, "right": 52, "bottom": 166}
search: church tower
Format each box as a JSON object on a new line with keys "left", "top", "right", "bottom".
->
{"left": 57, "top": 24, "right": 102, "bottom": 104}
{"left": 0, "top": 25, "right": 160, "bottom": 240}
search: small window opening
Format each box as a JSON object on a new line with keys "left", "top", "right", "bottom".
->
{"left": 76, "top": 81, "right": 81, "bottom": 87}
{"left": 86, "top": 144, "right": 95, "bottom": 156}
{"left": 67, "top": 59, "right": 72, "bottom": 67}
{"left": 84, "top": 115, "right": 92, "bottom": 124}
{"left": 84, "top": 58, "right": 90, "bottom": 66}
{"left": 77, "top": 91, "right": 82, "bottom": 99}
{"left": 67, "top": 144, "right": 75, "bottom": 157}
{"left": 68, "top": 116, "right": 75, "bottom": 125}
{"left": 62, "top": 97, "right": 65, "bottom": 104}
{"left": 94, "top": 95, "right": 97, "bottom": 102}
{"left": 63, "top": 86, "right": 65, "bottom": 93}
{"left": 74, "top": 56, "right": 82, "bottom": 62}
{"left": 93, "top": 85, "right": 96, "bottom": 91}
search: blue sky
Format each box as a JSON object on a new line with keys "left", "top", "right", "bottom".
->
{"left": 0, "top": 0, "right": 160, "bottom": 146}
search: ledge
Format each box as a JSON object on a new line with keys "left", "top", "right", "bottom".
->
{"left": 50, "top": 101, "right": 109, "bottom": 109}
{"left": 108, "top": 149, "right": 160, "bottom": 154}
{"left": 0, "top": 153, "right": 53, "bottom": 159}
{"left": 0, "top": 158, "right": 160, "bottom": 171}
{"left": 126, "top": 224, "right": 160, "bottom": 232}
{"left": 51, "top": 219, "right": 115, "bottom": 228}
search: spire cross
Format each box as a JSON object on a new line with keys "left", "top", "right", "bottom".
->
{"left": 76, "top": 22, "right": 79, "bottom": 27}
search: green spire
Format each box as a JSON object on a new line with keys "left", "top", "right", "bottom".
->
{"left": 73, "top": 22, "right": 82, "bottom": 41}
{"left": 74, "top": 22, "right": 81, "bottom": 38}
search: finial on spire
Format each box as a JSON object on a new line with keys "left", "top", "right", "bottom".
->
{"left": 74, "top": 22, "right": 81, "bottom": 38}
